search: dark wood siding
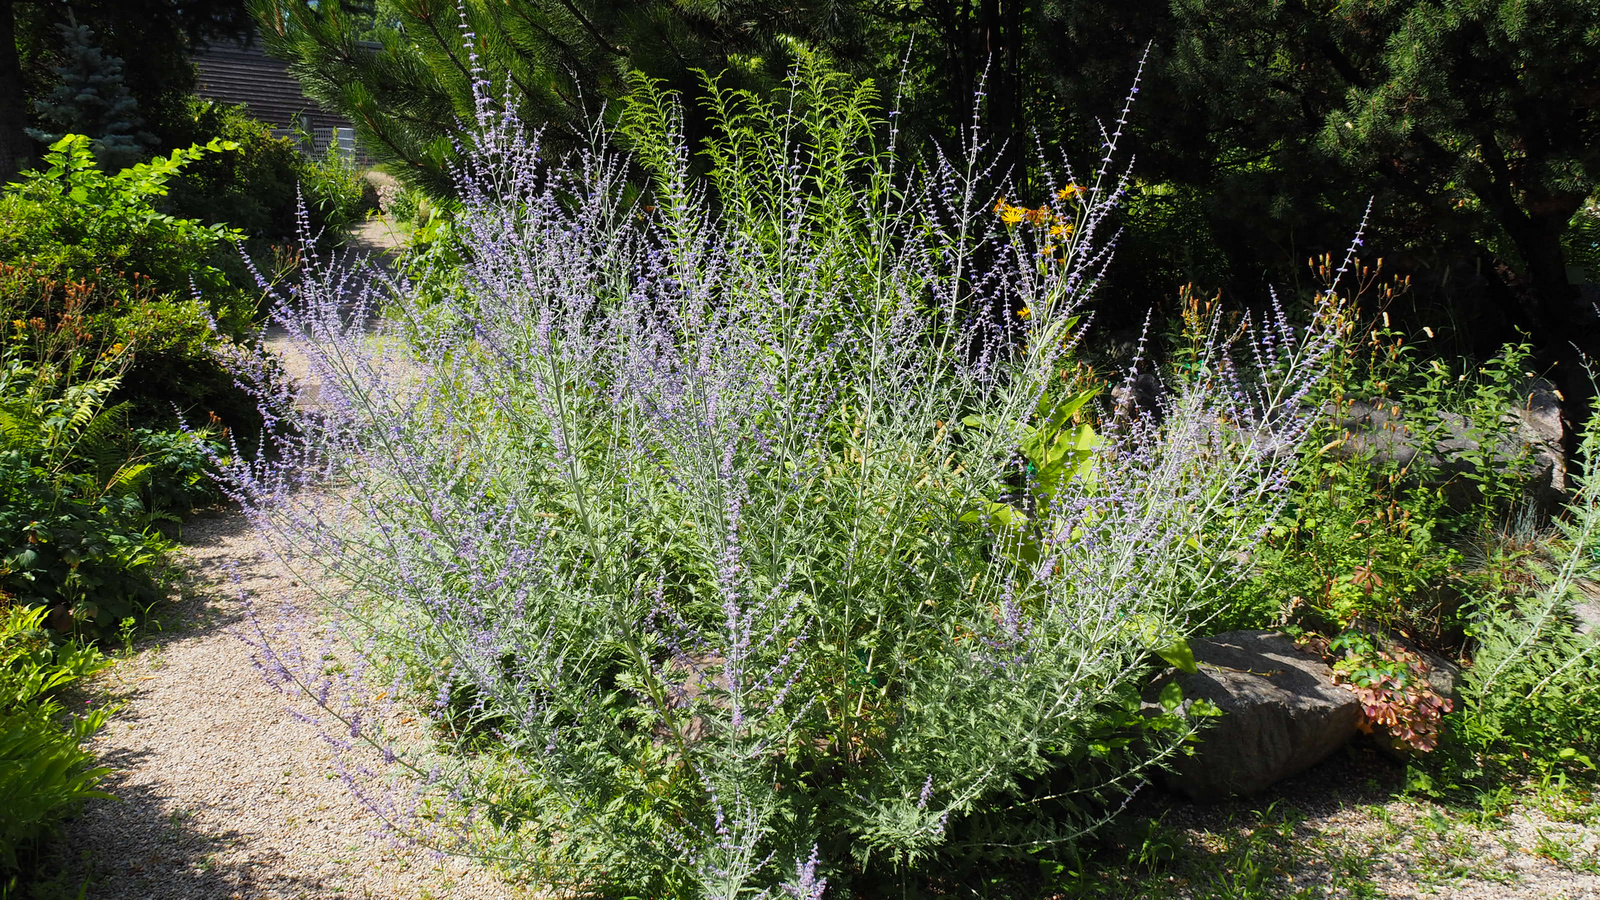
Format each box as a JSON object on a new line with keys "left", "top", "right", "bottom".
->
{"left": 192, "top": 39, "right": 359, "bottom": 158}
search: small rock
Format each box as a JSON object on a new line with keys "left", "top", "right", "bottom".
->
{"left": 1572, "top": 579, "right": 1600, "bottom": 636}
{"left": 1151, "top": 630, "right": 1361, "bottom": 801}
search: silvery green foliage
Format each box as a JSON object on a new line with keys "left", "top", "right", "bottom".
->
{"left": 1462, "top": 421, "right": 1600, "bottom": 753}
{"left": 226, "top": 51, "right": 1339, "bottom": 897}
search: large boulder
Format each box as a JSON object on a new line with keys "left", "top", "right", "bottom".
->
{"left": 1331, "top": 381, "right": 1567, "bottom": 517}
{"left": 1151, "top": 630, "right": 1361, "bottom": 801}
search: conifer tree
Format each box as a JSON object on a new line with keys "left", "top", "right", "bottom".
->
{"left": 27, "top": 20, "right": 155, "bottom": 171}
{"left": 1030, "top": 0, "right": 1600, "bottom": 435}
{"left": 0, "top": 1, "right": 254, "bottom": 183}
{"left": 249, "top": 0, "right": 875, "bottom": 195}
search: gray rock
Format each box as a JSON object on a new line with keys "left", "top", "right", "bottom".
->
{"left": 1573, "top": 580, "right": 1600, "bottom": 637}
{"left": 1330, "top": 382, "right": 1567, "bottom": 517}
{"left": 1576, "top": 601, "right": 1600, "bottom": 637}
{"left": 1506, "top": 378, "right": 1567, "bottom": 513}
{"left": 1420, "top": 650, "right": 1461, "bottom": 705}
{"left": 1151, "top": 630, "right": 1361, "bottom": 801}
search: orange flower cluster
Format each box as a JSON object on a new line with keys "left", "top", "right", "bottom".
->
{"left": 1, "top": 262, "right": 125, "bottom": 358}
{"left": 993, "top": 186, "right": 1083, "bottom": 245}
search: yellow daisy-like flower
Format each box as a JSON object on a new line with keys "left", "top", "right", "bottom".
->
{"left": 1056, "top": 184, "right": 1084, "bottom": 201}
{"left": 1016, "top": 307, "right": 1031, "bottom": 320}
{"left": 1049, "top": 222, "right": 1074, "bottom": 238}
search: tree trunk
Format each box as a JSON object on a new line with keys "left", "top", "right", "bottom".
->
{"left": 0, "top": 0, "right": 30, "bottom": 183}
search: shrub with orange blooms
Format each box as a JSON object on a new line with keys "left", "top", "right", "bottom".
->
{"left": 0, "top": 137, "right": 262, "bottom": 429}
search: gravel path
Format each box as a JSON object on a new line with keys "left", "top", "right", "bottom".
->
{"left": 55, "top": 510, "right": 527, "bottom": 900}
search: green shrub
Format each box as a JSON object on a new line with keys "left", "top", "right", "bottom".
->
{"left": 382, "top": 181, "right": 427, "bottom": 224}
{"left": 1200, "top": 273, "right": 1539, "bottom": 643}
{"left": 0, "top": 136, "right": 261, "bottom": 429}
{"left": 0, "top": 605, "right": 113, "bottom": 890}
{"left": 0, "top": 135, "right": 251, "bottom": 332}
{"left": 1181, "top": 265, "right": 1599, "bottom": 775}
{"left": 164, "top": 99, "right": 306, "bottom": 242}
{"left": 295, "top": 140, "right": 374, "bottom": 236}
{"left": 127, "top": 427, "right": 223, "bottom": 521}
{"left": 1454, "top": 427, "right": 1600, "bottom": 768}
{"left": 390, "top": 200, "right": 466, "bottom": 315}
{"left": 164, "top": 98, "right": 378, "bottom": 248}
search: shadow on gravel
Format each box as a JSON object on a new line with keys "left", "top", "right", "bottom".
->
{"left": 31, "top": 753, "right": 334, "bottom": 900}
{"left": 174, "top": 506, "right": 256, "bottom": 546}
{"left": 138, "top": 522, "right": 262, "bottom": 640}
{"left": 1068, "top": 746, "right": 1423, "bottom": 899}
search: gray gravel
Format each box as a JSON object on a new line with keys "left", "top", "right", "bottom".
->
{"left": 52, "top": 506, "right": 528, "bottom": 900}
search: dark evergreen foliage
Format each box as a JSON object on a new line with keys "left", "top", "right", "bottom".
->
{"left": 249, "top": 0, "right": 876, "bottom": 194}
{"left": 0, "top": 0, "right": 254, "bottom": 182}
{"left": 1029, "top": 0, "right": 1600, "bottom": 434}
{"left": 26, "top": 21, "right": 155, "bottom": 170}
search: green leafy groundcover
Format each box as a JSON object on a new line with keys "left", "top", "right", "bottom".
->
{"left": 0, "top": 605, "right": 112, "bottom": 889}
{"left": 0, "top": 302, "right": 204, "bottom": 637}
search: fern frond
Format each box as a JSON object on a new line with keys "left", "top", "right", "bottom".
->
{"left": 72, "top": 400, "right": 131, "bottom": 462}
{"left": 1463, "top": 409, "right": 1600, "bottom": 747}
{"left": 0, "top": 403, "right": 45, "bottom": 452}
{"left": 101, "top": 461, "right": 152, "bottom": 498}
{"left": 58, "top": 378, "right": 121, "bottom": 438}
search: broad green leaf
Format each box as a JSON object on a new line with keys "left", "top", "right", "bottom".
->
{"left": 1154, "top": 638, "right": 1199, "bottom": 674}
{"left": 1159, "top": 680, "right": 1184, "bottom": 712}
{"left": 959, "top": 500, "right": 1029, "bottom": 530}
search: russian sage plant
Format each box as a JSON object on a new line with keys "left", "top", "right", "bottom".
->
{"left": 227, "top": 53, "right": 1340, "bottom": 897}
